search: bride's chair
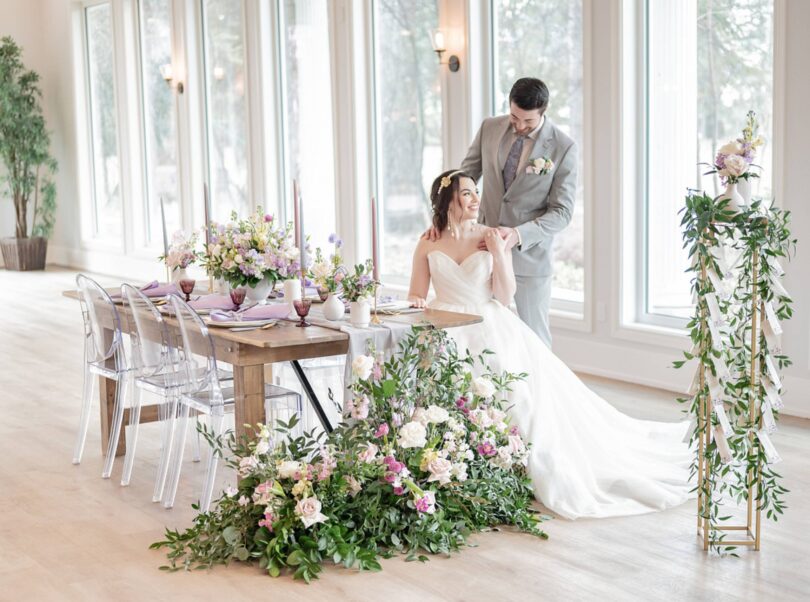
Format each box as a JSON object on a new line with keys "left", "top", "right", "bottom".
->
{"left": 162, "top": 295, "right": 302, "bottom": 512}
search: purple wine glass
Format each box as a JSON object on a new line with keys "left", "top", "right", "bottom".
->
{"left": 179, "top": 279, "right": 196, "bottom": 302}
{"left": 293, "top": 298, "right": 312, "bottom": 327}
{"left": 230, "top": 287, "right": 246, "bottom": 309}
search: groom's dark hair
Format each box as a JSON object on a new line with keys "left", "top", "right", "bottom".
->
{"left": 509, "top": 77, "right": 549, "bottom": 112}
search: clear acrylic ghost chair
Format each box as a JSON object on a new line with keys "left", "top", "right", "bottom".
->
{"left": 73, "top": 274, "right": 130, "bottom": 479}
{"left": 119, "top": 283, "right": 182, "bottom": 495}
{"left": 162, "top": 295, "right": 302, "bottom": 511}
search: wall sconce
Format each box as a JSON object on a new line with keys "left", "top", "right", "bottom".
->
{"left": 430, "top": 29, "right": 460, "bottom": 72}
{"left": 160, "top": 63, "right": 184, "bottom": 94}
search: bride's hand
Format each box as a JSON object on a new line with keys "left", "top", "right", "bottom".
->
{"left": 408, "top": 295, "right": 427, "bottom": 309}
{"left": 421, "top": 226, "right": 441, "bottom": 242}
{"left": 484, "top": 228, "right": 508, "bottom": 256}
{"left": 478, "top": 226, "right": 517, "bottom": 251}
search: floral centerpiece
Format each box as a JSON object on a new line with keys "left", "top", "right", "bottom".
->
{"left": 340, "top": 259, "right": 376, "bottom": 302}
{"left": 309, "top": 233, "right": 346, "bottom": 296}
{"left": 705, "top": 111, "right": 764, "bottom": 212}
{"left": 151, "top": 327, "right": 543, "bottom": 581}
{"left": 201, "top": 209, "right": 299, "bottom": 300}
{"left": 160, "top": 230, "right": 199, "bottom": 279}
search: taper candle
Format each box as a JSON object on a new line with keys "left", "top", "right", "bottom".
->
{"left": 371, "top": 196, "right": 379, "bottom": 282}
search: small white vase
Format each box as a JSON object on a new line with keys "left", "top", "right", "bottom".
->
{"left": 245, "top": 277, "right": 274, "bottom": 305}
{"left": 171, "top": 267, "right": 189, "bottom": 283}
{"left": 323, "top": 293, "right": 345, "bottom": 321}
{"left": 283, "top": 279, "right": 302, "bottom": 317}
{"left": 736, "top": 178, "right": 752, "bottom": 205}
{"left": 350, "top": 299, "right": 371, "bottom": 328}
{"left": 719, "top": 182, "right": 745, "bottom": 213}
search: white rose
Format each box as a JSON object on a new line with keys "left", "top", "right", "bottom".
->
{"left": 469, "top": 408, "right": 493, "bottom": 428}
{"left": 295, "top": 496, "right": 328, "bottom": 528}
{"left": 357, "top": 442, "right": 378, "bottom": 463}
{"left": 255, "top": 439, "right": 271, "bottom": 455}
{"left": 718, "top": 140, "right": 744, "bottom": 156}
{"left": 490, "top": 446, "right": 514, "bottom": 470}
{"left": 426, "top": 457, "right": 453, "bottom": 486}
{"left": 397, "top": 421, "right": 428, "bottom": 449}
{"left": 277, "top": 460, "right": 302, "bottom": 479}
{"left": 508, "top": 435, "right": 526, "bottom": 455}
{"left": 411, "top": 407, "right": 429, "bottom": 426}
{"left": 425, "top": 405, "right": 450, "bottom": 424}
{"left": 472, "top": 376, "right": 496, "bottom": 398}
{"left": 351, "top": 355, "right": 375, "bottom": 381}
{"left": 311, "top": 261, "right": 331, "bottom": 280}
{"left": 724, "top": 154, "right": 748, "bottom": 177}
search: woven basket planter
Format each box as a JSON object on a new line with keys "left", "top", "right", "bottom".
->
{"left": 0, "top": 236, "right": 47, "bottom": 271}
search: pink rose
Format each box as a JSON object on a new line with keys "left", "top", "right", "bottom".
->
{"left": 295, "top": 496, "right": 328, "bottom": 528}
{"left": 373, "top": 423, "right": 390, "bottom": 438}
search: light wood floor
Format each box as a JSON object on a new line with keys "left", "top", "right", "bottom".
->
{"left": 1, "top": 268, "right": 809, "bottom": 601}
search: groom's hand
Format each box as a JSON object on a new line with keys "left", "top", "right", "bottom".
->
{"left": 477, "top": 227, "right": 519, "bottom": 250}
{"left": 422, "top": 226, "right": 441, "bottom": 242}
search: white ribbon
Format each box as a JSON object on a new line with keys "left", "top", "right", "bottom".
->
{"left": 713, "top": 425, "right": 733, "bottom": 464}
{"left": 756, "top": 429, "right": 782, "bottom": 465}
{"left": 707, "top": 268, "right": 734, "bottom": 300}
{"left": 714, "top": 355, "right": 731, "bottom": 382}
{"left": 714, "top": 403, "right": 734, "bottom": 438}
{"left": 687, "top": 368, "right": 701, "bottom": 396}
{"left": 768, "top": 256, "right": 785, "bottom": 277}
{"left": 764, "top": 354, "right": 782, "bottom": 390}
{"left": 760, "top": 399, "right": 777, "bottom": 434}
{"left": 682, "top": 417, "right": 697, "bottom": 443}
{"left": 763, "top": 319, "right": 783, "bottom": 355}
{"left": 770, "top": 277, "right": 791, "bottom": 300}
{"left": 764, "top": 301, "right": 782, "bottom": 335}
{"left": 707, "top": 372, "right": 724, "bottom": 400}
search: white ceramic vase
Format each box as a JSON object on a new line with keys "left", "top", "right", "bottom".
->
{"left": 350, "top": 299, "right": 371, "bottom": 328}
{"left": 171, "top": 267, "right": 189, "bottom": 283}
{"left": 719, "top": 181, "right": 745, "bottom": 214}
{"left": 245, "top": 277, "right": 274, "bottom": 305}
{"left": 323, "top": 293, "right": 345, "bottom": 321}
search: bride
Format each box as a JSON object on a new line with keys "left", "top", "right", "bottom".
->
{"left": 408, "top": 169, "right": 693, "bottom": 520}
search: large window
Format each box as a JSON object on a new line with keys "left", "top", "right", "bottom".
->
{"left": 84, "top": 3, "right": 122, "bottom": 241}
{"left": 138, "top": 0, "right": 180, "bottom": 245}
{"left": 373, "top": 0, "right": 443, "bottom": 287}
{"left": 492, "top": 0, "right": 585, "bottom": 306}
{"left": 201, "top": 0, "right": 250, "bottom": 221}
{"left": 279, "top": 0, "right": 337, "bottom": 250}
{"left": 644, "top": 0, "right": 774, "bottom": 322}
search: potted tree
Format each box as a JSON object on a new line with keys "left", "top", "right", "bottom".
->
{"left": 0, "top": 36, "right": 57, "bottom": 271}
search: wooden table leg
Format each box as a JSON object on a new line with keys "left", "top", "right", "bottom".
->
{"left": 234, "top": 364, "right": 267, "bottom": 441}
{"left": 99, "top": 327, "right": 126, "bottom": 457}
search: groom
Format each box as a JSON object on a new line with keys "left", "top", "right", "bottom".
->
{"left": 460, "top": 77, "right": 577, "bottom": 348}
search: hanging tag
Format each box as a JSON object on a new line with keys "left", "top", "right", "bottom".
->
{"left": 682, "top": 417, "right": 697, "bottom": 443}
{"left": 705, "top": 293, "right": 725, "bottom": 350}
{"left": 706, "top": 372, "right": 723, "bottom": 400}
{"left": 760, "top": 399, "right": 777, "bottom": 434}
{"left": 762, "top": 320, "right": 783, "bottom": 355}
{"left": 706, "top": 268, "right": 733, "bottom": 299}
{"left": 764, "top": 354, "right": 782, "bottom": 390}
{"left": 764, "top": 301, "right": 782, "bottom": 335}
{"left": 768, "top": 256, "right": 785, "bottom": 277}
{"left": 714, "top": 404, "right": 734, "bottom": 438}
{"left": 713, "top": 426, "right": 733, "bottom": 464}
{"left": 756, "top": 429, "right": 782, "bottom": 465}
{"left": 770, "top": 277, "right": 791, "bottom": 300}
{"left": 762, "top": 377, "right": 784, "bottom": 410}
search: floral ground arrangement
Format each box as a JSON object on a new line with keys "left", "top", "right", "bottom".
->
{"left": 151, "top": 328, "right": 545, "bottom": 581}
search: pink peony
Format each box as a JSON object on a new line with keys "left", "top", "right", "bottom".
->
{"left": 393, "top": 486, "right": 406, "bottom": 496}
{"left": 373, "top": 423, "right": 390, "bottom": 438}
{"left": 477, "top": 442, "right": 497, "bottom": 457}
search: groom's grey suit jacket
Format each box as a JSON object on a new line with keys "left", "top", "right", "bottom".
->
{"left": 461, "top": 115, "right": 577, "bottom": 278}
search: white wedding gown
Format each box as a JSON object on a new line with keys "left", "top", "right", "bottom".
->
{"left": 427, "top": 250, "right": 694, "bottom": 519}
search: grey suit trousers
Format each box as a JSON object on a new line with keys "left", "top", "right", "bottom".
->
{"left": 514, "top": 275, "right": 552, "bottom": 349}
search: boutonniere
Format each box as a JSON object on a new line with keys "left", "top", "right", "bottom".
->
{"left": 526, "top": 156, "right": 554, "bottom": 176}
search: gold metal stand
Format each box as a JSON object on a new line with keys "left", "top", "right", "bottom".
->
{"left": 697, "top": 243, "right": 762, "bottom": 551}
{"left": 371, "top": 283, "right": 382, "bottom": 324}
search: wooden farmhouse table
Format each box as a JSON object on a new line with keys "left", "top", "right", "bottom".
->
{"left": 62, "top": 289, "right": 482, "bottom": 457}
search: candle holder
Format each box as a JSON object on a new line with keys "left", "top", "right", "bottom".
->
{"left": 371, "top": 282, "right": 382, "bottom": 324}
{"left": 293, "top": 298, "right": 312, "bottom": 327}
{"left": 179, "top": 278, "right": 196, "bottom": 302}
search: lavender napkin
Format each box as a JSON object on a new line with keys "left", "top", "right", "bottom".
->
{"left": 209, "top": 303, "right": 290, "bottom": 322}
{"left": 139, "top": 281, "right": 178, "bottom": 298}
{"left": 189, "top": 295, "right": 237, "bottom": 311}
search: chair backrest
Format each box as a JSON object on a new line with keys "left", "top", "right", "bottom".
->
{"left": 169, "top": 295, "right": 224, "bottom": 405}
{"left": 76, "top": 273, "right": 124, "bottom": 368}
{"left": 121, "top": 283, "right": 174, "bottom": 379}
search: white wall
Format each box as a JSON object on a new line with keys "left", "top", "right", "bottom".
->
{"left": 2, "top": 0, "right": 808, "bottom": 417}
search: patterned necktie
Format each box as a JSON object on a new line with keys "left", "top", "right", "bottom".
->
{"left": 502, "top": 135, "right": 526, "bottom": 191}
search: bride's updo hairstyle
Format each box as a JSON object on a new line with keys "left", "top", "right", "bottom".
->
{"left": 430, "top": 169, "right": 473, "bottom": 232}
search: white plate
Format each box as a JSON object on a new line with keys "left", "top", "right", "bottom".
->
{"left": 205, "top": 318, "right": 278, "bottom": 328}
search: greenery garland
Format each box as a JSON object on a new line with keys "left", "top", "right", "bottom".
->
{"left": 675, "top": 193, "right": 795, "bottom": 553}
{"left": 152, "top": 327, "right": 545, "bottom": 581}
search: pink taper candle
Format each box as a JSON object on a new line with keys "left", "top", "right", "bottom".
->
{"left": 293, "top": 180, "right": 300, "bottom": 253}
{"left": 371, "top": 196, "right": 379, "bottom": 282}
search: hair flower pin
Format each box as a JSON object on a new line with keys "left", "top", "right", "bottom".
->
{"left": 437, "top": 170, "right": 464, "bottom": 193}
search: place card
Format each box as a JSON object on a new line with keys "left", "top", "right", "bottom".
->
{"left": 714, "top": 404, "right": 734, "bottom": 438}
{"left": 756, "top": 429, "right": 782, "bottom": 465}
{"left": 705, "top": 293, "right": 725, "bottom": 350}
{"left": 760, "top": 399, "right": 777, "bottom": 434}
{"left": 764, "top": 301, "right": 782, "bottom": 335}
{"left": 707, "top": 372, "right": 724, "bottom": 401}
{"left": 762, "top": 377, "right": 784, "bottom": 410}
{"left": 762, "top": 319, "right": 783, "bottom": 355}
{"left": 764, "top": 354, "right": 782, "bottom": 390}
{"left": 714, "top": 426, "right": 733, "bottom": 464}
